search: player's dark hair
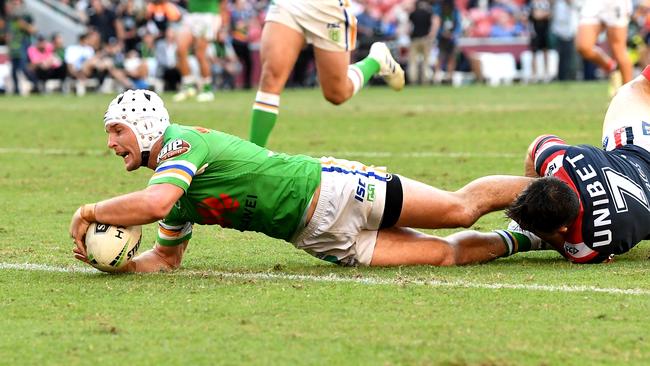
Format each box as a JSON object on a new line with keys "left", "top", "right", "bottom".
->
{"left": 506, "top": 176, "right": 580, "bottom": 234}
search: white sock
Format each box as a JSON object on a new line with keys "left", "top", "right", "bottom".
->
{"left": 347, "top": 65, "right": 364, "bottom": 95}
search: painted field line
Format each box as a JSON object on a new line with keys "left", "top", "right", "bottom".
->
{"left": 1, "top": 262, "right": 648, "bottom": 296}
{"left": 0, "top": 147, "right": 519, "bottom": 159}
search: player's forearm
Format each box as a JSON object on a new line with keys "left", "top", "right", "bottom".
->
{"left": 120, "top": 242, "right": 187, "bottom": 273}
{"left": 90, "top": 190, "right": 170, "bottom": 226}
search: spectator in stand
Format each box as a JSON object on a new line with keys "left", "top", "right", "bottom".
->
{"left": 527, "top": 0, "right": 551, "bottom": 82}
{"left": 229, "top": 0, "right": 256, "bottom": 89}
{"left": 123, "top": 49, "right": 150, "bottom": 89}
{"left": 146, "top": 0, "right": 182, "bottom": 38}
{"left": 27, "top": 34, "right": 66, "bottom": 92}
{"left": 211, "top": 28, "right": 239, "bottom": 90}
{"left": 51, "top": 33, "right": 66, "bottom": 63}
{"left": 356, "top": 4, "right": 385, "bottom": 57}
{"left": 87, "top": 0, "right": 119, "bottom": 45}
{"left": 6, "top": 0, "right": 38, "bottom": 95}
{"left": 65, "top": 31, "right": 105, "bottom": 95}
{"left": 138, "top": 32, "right": 157, "bottom": 80}
{"left": 154, "top": 27, "right": 181, "bottom": 91}
{"left": 432, "top": 0, "right": 462, "bottom": 84}
{"left": 551, "top": 0, "right": 577, "bottom": 81}
{"left": 99, "top": 38, "right": 140, "bottom": 89}
{"left": 489, "top": 6, "right": 525, "bottom": 38}
{"left": 117, "top": 0, "right": 143, "bottom": 52}
{"left": 0, "top": 17, "right": 8, "bottom": 94}
{"left": 408, "top": 0, "right": 435, "bottom": 85}
{"left": 466, "top": 7, "right": 494, "bottom": 37}
{"left": 631, "top": 0, "right": 650, "bottom": 68}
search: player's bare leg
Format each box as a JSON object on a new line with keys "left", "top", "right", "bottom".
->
{"left": 248, "top": 21, "right": 304, "bottom": 147}
{"left": 576, "top": 23, "right": 625, "bottom": 95}
{"left": 173, "top": 28, "right": 196, "bottom": 102}
{"left": 576, "top": 24, "right": 611, "bottom": 70}
{"left": 370, "top": 227, "right": 507, "bottom": 266}
{"left": 314, "top": 42, "right": 404, "bottom": 106}
{"left": 195, "top": 36, "right": 214, "bottom": 102}
{"left": 606, "top": 25, "right": 633, "bottom": 84}
{"left": 395, "top": 175, "right": 533, "bottom": 229}
{"left": 314, "top": 48, "right": 354, "bottom": 105}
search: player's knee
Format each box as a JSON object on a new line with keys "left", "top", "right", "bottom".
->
{"left": 448, "top": 201, "right": 479, "bottom": 228}
{"left": 323, "top": 90, "right": 347, "bottom": 105}
{"left": 259, "top": 63, "right": 285, "bottom": 92}
{"left": 322, "top": 85, "right": 351, "bottom": 105}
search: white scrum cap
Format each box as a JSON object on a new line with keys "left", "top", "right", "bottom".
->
{"left": 103, "top": 89, "right": 170, "bottom": 152}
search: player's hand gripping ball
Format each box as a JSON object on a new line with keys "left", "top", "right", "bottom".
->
{"left": 85, "top": 223, "right": 142, "bottom": 272}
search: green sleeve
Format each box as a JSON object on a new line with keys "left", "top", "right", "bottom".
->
{"left": 148, "top": 129, "right": 210, "bottom": 191}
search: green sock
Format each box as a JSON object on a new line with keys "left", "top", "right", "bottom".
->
{"left": 249, "top": 91, "right": 279, "bottom": 147}
{"left": 348, "top": 57, "right": 380, "bottom": 95}
{"left": 494, "top": 230, "right": 533, "bottom": 256}
{"left": 354, "top": 57, "right": 381, "bottom": 83}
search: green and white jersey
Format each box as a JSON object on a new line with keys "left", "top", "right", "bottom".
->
{"left": 188, "top": 0, "right": 220, "bottom": 14}
{"left": 149, "top": 124, "right": 321, "bottom": 246}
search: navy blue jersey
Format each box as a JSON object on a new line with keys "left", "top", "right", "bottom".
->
{"left": 532, "top": 135, "right": 650, "bottom": 262}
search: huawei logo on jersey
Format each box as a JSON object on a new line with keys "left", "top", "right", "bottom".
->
{"left": 157, "top": 139, "right": 191, "bottom": 163}
{"left": 197, "top": 194, "right": 240, "bottom": 227}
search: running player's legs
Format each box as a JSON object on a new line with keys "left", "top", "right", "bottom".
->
{"left": 604, "top": 0, "right": 633, "bottom": 83}
{"left": 249, "top": 0, "right": 403, "bottom": 147}
{"left": 258, "top": 22, "right": 304, "bottom": 95}
{"left": 195, "top": 14, "right": 221, "bottom": 101}
{"left": 314, "top": 48, "right": 354, "bottom": 105}
{"left": 575, "top": 23, "right": 610, "bottom": 70}
{"left": 176, "top": 26, "right": 193, "bottom": 81}
{"left": 395, "top": 175, "right": 532, "bottom": 229}
{"left": 248, "top": 21, "right": 304, "bottom": 147}
{"left": 606, "top": 25, "right": 632, "bottom": 83}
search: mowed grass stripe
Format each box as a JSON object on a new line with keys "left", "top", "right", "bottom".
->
{"left": 2, "top": 262, "right": 648, "bottom": 296}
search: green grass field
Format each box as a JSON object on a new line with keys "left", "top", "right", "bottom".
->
{"left": 1, "top": 83, "right": 650, "bottom": 365}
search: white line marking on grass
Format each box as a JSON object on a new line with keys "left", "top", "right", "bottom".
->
{"left": 0, "top": 147, "right": 519, "bottom": 159}
{"left": 1, "top": 262, "right": 648, "bottom": 296}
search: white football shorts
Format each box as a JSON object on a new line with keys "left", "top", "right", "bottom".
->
{"left": 577, "top": 0, "right": 631, "bottom": 27}
{"left": 291, "top": 157, "right": 389, "bottom": 266}
{"left": 182, "top": 13, "right": 222, "bottom": 41}
{"left": 265, "top": 0, "right": 357, "bottom": 52}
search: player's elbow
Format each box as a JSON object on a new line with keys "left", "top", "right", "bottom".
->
{"left": 147, "top": 201, "right": 172, "bottom": 221}
{"left": 139, "top": 196, "right": 173, "bottom": 221}
{"left": 142, "top": 186, "right": 180, "bottom": 220}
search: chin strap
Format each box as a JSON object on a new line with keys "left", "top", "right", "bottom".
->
{"left": 140, "top": 151, "right": 150, "bottom": 167}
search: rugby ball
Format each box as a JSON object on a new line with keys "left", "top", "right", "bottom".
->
{"left": 85, "top": 223, "right": 142, "bottom": 272}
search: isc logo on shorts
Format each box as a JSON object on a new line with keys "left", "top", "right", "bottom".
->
{"left": 354, "top": 178, "right": 375, "bottom": 202}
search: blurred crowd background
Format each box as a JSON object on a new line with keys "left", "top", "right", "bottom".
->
{"left": 1, "top": 0, "right": 650, "bottom": 95}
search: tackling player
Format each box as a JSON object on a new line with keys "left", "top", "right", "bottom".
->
{"left": 505, "top": 66, "right": 650, "bottom": 263}
{"left": 172, "top": 0, "right": 223, "bottom": 103}
{"left": 69, "top": 90, "right": 531, "bottom": 272}
{"left": 248, "top": 0, "right": 406, "bottom": 147}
